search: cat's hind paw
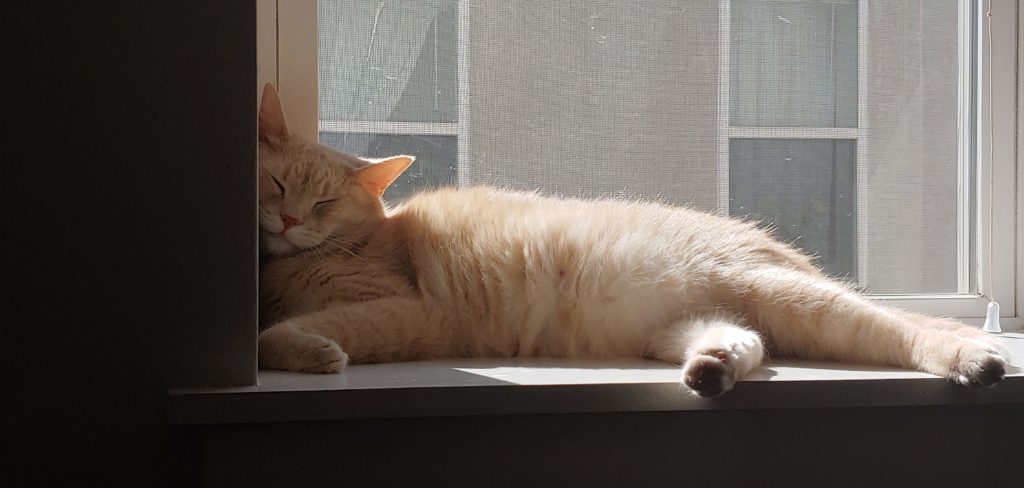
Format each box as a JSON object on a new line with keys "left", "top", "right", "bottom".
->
{"left": 950, "top": 344, "right": 1006, "bottom": 387}
{"left": 682, "top": 350, "right": 737, "bottom": 397}
{"left": 950, "top": 326, "right": 1011, "bottom": 357}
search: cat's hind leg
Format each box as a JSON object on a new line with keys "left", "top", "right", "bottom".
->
{"left": 649, "top": 315, "right": 765, "bottom": 397}
{"left": 899, "top": 311, "right": 1009, "bottom": 357}
{"left": 739, "top": 267, "right": 1007, "bottom": 386}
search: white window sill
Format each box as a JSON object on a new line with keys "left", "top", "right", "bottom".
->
{"left": 169, "top": 332, "right": 1024, "bottom": 424}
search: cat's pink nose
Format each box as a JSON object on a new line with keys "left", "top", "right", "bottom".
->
{"left": 280, "top": 213, "right": 302, "bottom": 231}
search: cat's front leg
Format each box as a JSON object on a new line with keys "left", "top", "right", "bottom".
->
{"left": 259, "top": 297, "right": 446, "bottom": 373}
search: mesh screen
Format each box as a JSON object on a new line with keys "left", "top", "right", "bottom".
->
{"left": 318, "top": 0, "right": 969, "bottom": 294}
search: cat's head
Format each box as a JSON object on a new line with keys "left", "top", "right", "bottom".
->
{"left": 257, "top": 83, "right": 413, "bottom": 256}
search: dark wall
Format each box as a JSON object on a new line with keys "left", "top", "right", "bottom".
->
{"left": 8, "top": 1, "right": 255, "bottom": 485}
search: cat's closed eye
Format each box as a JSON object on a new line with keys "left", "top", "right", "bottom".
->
{"left": 270, "top": 175, "right": 286, "bottom": 195}
{"left": 313, "top": 199, "right": 338, "bottom": 213}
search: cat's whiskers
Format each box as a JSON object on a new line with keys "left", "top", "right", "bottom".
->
{"left": 307, "top": 241, "right": 328, "bottom": 262}
{"left": 320, "top": 239, "right": 362, "bottom": 256}
{"left": 319, "top": 236, "right": 369, "bottom": 263}
{"left": 305, "top": 238, "right": 345, "bottom": 263}
{"left": 322, "top": 234, "right": 358, "bottom": 246}
{"left": 316, "top": 243, "right": 350, "bottom": 261}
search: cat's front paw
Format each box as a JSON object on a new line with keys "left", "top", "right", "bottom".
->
{"left": 258, "top": 326, "right": 349, "bottom": 374}
{"left": 682, "top": 350, "right": 737, "bottom": 397}
{"left": 295, "top": 337, "right": 349, "bottom": 373}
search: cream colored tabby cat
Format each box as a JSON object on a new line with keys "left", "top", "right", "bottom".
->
{"left": 256, "top": 84, "right": 1007, "bottom": 397}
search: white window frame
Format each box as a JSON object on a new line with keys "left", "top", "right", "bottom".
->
{"left": 264, "top": 0, "right": 1021, "bottom": 329}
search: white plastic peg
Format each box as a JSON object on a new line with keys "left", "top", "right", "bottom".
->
{"left": 982, "top": 301, "right": 1002, "bottom": 333}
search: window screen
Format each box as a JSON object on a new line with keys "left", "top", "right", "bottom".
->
{"left": 318, "top": 0, "right": 972, "bottom": 295}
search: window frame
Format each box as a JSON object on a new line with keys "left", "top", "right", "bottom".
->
{"left": 265, "top": 0, "right": 1021, "bottom": 327}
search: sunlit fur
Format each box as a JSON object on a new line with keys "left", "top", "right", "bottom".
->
{"left": 256, "top": 84, "right": 1008, "bottom": 396}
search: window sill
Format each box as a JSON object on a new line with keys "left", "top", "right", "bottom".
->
{"left": 169, "top": 332, "right": 1024, "bottom": 425}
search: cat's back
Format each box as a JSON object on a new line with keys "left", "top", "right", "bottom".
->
{"left": 398, "top": 186, "right": 700, "bottom": 233}
{"left": 399, "top": 187, "right": 782, "bottom": 249}
{"left": 394, "top": 186, "right": 817, "bottom": 277}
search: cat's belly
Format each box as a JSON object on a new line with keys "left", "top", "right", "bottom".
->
{"left": 531, "top": 277, "right": 711, "bottom": 359}
{"left": 450, "top": 249, "right": 716, "bottom": 360}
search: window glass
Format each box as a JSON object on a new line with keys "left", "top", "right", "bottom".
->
{"left": 317, "top": 0, "right": 969, "bottom": 294}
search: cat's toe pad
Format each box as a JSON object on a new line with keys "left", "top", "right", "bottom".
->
{"left": 296, "top": 337, "right": 349, "bottom": 374}
{"left": 682, "top": 351, "right": 737, "bottom": 397}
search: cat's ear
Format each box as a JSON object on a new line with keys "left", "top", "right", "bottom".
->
{"left": 259, "top": 83, "right": 289, "bottom": 143}
{"left": 353, "top": 156, "right": 415, "bottom": 197}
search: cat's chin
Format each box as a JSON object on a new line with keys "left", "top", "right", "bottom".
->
{"left": 262, "top": 234, "right": 300, "bottom": 256}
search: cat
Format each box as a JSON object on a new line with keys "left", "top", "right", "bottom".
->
{"left": 255, "top": 83, "right": 1008, "bottom": 397}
